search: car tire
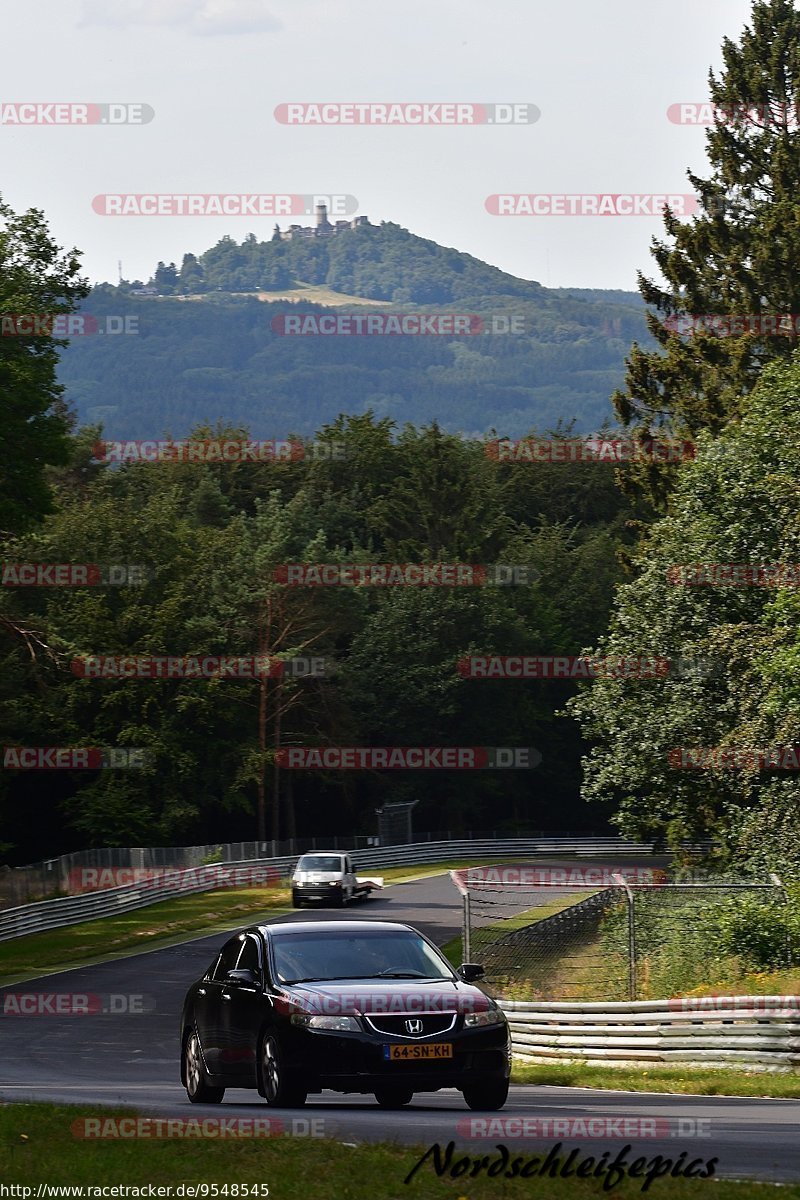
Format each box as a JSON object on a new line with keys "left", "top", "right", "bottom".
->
{"left": 258, "top": 1032, "right": 307, "bottom": 1107}
{"left": 462, "top": 1077, "right": 509, "bottom": 1112}
{"left": 374, "top": 1087, "right": 413, "bottom": 1108}
{"left": 183, "top": 1030, "right": 225, "bottom": 1104}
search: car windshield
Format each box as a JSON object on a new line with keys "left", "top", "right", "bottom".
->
{"left": 297, "top": 855, "right": 343, "bottom": 872}
{"left": 271, "top": 929, "right": 454, "bottom": 983}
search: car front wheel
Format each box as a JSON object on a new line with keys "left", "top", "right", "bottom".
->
{"left": 258, "top": 1033, "right": 307, "bottom": 1107}
{"left": 183, "top": 1030, "right": 225, "bottom": 1104}
{"left": 462, "top": 1077, "right": 509, "bottom": 1111}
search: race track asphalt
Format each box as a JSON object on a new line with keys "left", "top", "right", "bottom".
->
{"left": 1, "top": 866, "right": 798, "bottom": 1182}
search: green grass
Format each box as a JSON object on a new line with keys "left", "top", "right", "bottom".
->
{"left": 677, "top": 964, "right": 800, "bottom": 1001}
{"left": 0, "top": 858, "right": 526, "bottom": 985}
{"left": 440, "top": 894, "right": 591, "bottom": 970}
{"left": 0, "top": 1103, "right": 791, "bottom": 1197}
{"left": 0, "top": 886, "right": 293, "bottom": 985}
{"left": 513, "top": 1062, "right": 800, "bottom": 1098}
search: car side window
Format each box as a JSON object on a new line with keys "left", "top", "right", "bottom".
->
{"left": 236, "top": 934, "right": 261, "bottom": 977}
{"left": 212, "top": 937, "right": 244, "bottom": 981}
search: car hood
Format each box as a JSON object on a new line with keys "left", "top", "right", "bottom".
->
{"left": 274, "top": 978, "right": 491, "bottom": 1017}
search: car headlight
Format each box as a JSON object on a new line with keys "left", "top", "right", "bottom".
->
{"left": 291, "top": 1014, "right": 360, "bottom": 1031}
{"left": 464, "top": 1007, "right": 506, "bottom": 1028}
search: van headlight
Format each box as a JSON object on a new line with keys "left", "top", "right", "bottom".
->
{"left": 464, "top": 1008, "right": 506, "bottom": 1028}
{"left": 291, "top": 1014, "right": 360, "bottom": 1031}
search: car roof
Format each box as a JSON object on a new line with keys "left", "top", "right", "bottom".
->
{"left": 256, "top": 920, "right": 415, "bottom": 937}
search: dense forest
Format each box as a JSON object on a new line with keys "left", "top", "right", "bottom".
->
{"left": 0, "top": 416, "right": 638, "bottom": 861}
{"left": 5, "top": 0, "right": 800, "bottom": 890}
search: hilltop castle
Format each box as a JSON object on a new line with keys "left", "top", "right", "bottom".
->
{"left": 272, "top": 202, "right": 372, "bottom": 241}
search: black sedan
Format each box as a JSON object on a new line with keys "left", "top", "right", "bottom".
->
{"left": 180, "top": 919, "right": 510, "bottom": 1110}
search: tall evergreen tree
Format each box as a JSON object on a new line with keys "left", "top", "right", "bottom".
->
{"left": 0, "top": 196, "right": 88, "bottom": 534}
{"left": 615, "top": 0, "right": 800, "bottom": 505}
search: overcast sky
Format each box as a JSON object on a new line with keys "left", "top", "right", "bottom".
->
{"left": 1, "top": 0, "right": 755, "bottom": 291}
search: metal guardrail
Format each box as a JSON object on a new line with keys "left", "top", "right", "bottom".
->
{"left": 0, "top": 860, "right": 287, "bottom": 943}
{"left": 498, "top": 995, "right": 800, "bottom": 1071}
{"left": 0, "top": 837, "right": 670, "bottom": 943}
{"left": 1, "top": 829, "right": 680, "bottom": 906}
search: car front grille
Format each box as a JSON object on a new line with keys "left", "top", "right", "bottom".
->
{"left": 363, "top": 1013, "right": 457, "bottom": 1039}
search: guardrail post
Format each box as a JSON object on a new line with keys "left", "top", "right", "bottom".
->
{"left": 463, "top": 890, "right": 471, "bottom": 965}
{"left": 770, "top": 872, "right": 792, "bottom": 967}
{"left": 612, "top": 872, "right": 636, "bottom": 1001}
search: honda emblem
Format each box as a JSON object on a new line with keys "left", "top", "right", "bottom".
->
{"left": 405, "top": 1018, "right": 423, "bottom": 1034}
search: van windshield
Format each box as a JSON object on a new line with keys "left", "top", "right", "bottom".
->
{"left": 297, "top": 855, "right": 344, "bottom": 872}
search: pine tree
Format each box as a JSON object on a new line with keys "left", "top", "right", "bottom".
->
{"left": 0, "top": 196, "right": 88, "bottom": 535}
{"left": 615, "top": 0, "right": 800, "bottom": 505}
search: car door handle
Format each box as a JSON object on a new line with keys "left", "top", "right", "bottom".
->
{"left": 222, "top": 992, "right": 232, "bottom": 1001}
{"left": 197, "top": 988, "right": 206, "bottom": 996}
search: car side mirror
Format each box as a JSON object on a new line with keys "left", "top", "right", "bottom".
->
{"left": 458, "top": 963, "right": 485, "bottom": 982}
{"left": 226, "top": 967, "right": 258, "bottom": 986}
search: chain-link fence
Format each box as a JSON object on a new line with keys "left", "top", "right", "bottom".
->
{"left": 605, "top": 878, "right": 793, "bottom": 999}
{"left": 452, "top": 869, "right": 629, "bottom": 1000}
{"left": 452, "top": 867, "right": 792, "bottom": 1001}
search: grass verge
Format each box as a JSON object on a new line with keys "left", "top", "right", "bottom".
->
{"left": 513, "top": 1062, "right": 800, "bottom": 1099}
{"left": 0, "top": 858, "right": 528, "bottom": 985}
{"left": 0, "top": 886, "right": 293, "bottom": 985}
{"left": 440, "top": 894, "right": 590, "bottom": 969}
{"left": 0, "top": 1103, "right": 790, "bottom": 1197}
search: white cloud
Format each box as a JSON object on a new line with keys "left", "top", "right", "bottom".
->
{"left": 79, "top": 0, "right": 282, "bottom": 35}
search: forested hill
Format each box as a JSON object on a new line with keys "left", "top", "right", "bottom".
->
{"left": 58, "top": 221, "right": 648, "bottom": 440}
{"left": 160, "top": 220, "right": 551, "bottom": 303}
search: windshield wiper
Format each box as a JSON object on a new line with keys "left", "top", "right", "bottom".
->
{"left": 376, "top": 970, "right": 439, "bottom": 978}
{"left": 283, "top": 976, "right": 334, "bottom": 984}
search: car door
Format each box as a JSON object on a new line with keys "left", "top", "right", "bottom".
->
{"left": 217, "top": 932, "right": 264, "bottom": 1081}
{"left": 197, "top": 935, "right": 244, "bottom": 1074}
{"left": 344, "top": 855, "right": 354, "bottom": 897}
